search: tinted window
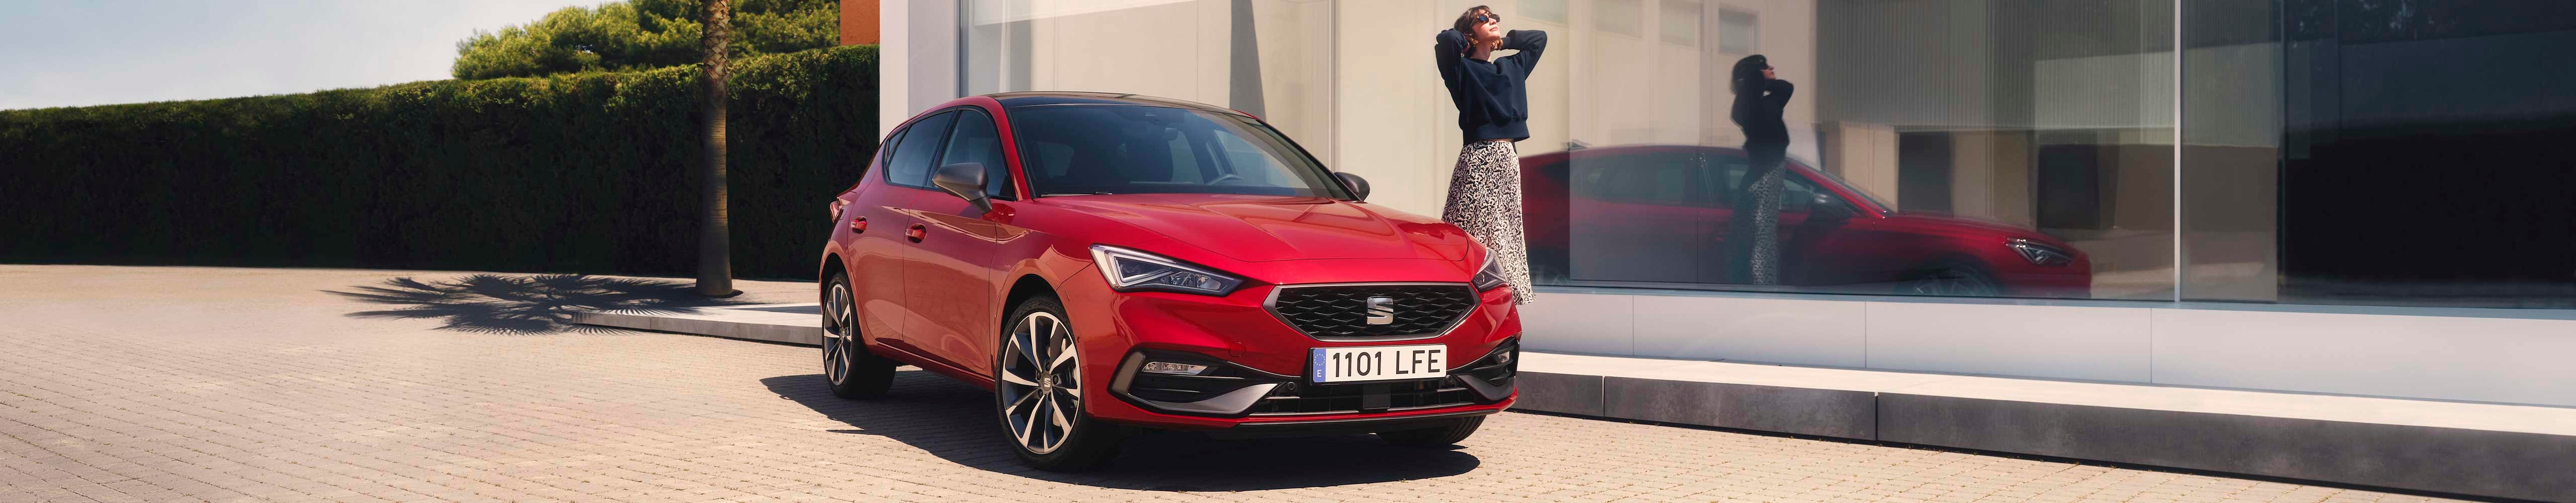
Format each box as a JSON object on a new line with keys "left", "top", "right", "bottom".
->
{"left": 1009, "top": 105, "right": 1349, "bottom": 198}
{"left": 940, "top": 109, "right": 1015, "bottom": 199}
{"left": 886, "top": 111, "right": 958, "bottom": 189}
{"left": 1714, "top": 155, "right": 1817, "bottom": 212}
{"left": 1581, "top": 153, "right": 1703, "bottom": 206}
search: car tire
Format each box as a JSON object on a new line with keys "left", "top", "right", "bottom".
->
{"left": 1377, "top": 416, "right": 1485, "bottom": 447}
{"left": 822, "top": 273, "right": 896, "bottom": 399}
{"left": 1900, "top": 261, "right": 2002, "bottom": 297}
{"left": 996, "top": 295, "right": 1122, "bottom": 471}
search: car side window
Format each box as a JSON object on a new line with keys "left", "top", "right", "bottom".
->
{"left": 939, "top": 109, "right": 1016, "bottom": 199}
{"left": 886, "top": 111, "right": 959, "bottom": 189}
{"left": 1781, "top": 175, "right": 1819, "bottom": 213}
{"left": 1714, "top": 155, "right": 1817, "bottom": 212}
{"left": 1590, "top": 153, "right": 1703, "bottom": 206}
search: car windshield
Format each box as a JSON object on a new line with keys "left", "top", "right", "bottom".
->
{"left": 1802, "top": 161, "right": 1893, "bottom": 211}
{"left": 1009, "top": 104, "right": 1349, "bottom": 198}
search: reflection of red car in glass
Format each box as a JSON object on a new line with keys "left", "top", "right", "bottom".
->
{"left": 818, "top": 93, "right": 1519, "bottom": 472}
{"left": 1519, "top": 145, "right": 2090, "bottom": 298}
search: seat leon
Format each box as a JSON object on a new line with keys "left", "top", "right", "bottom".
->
{"left": 1518, "top": 145, "right": 2091, "bottom": 298}
{"left": 816, "top": 92, "right": 1521, "bottom": 471}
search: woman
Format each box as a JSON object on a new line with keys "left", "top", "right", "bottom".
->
{"left": 1435, "top": 5, "right": 1546, "bottom": 305}
{"left": 1727, "top": 55, "right": 1794, "bottom": 285}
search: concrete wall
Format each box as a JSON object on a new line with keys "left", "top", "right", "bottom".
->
{"left": 1520, "top": 290, "right": 2576, "bottom": 408}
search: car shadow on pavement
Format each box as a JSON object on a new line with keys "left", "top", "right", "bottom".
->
{"left": 761, "top": 371, "right": 1483, "bottom": 491}
{"left": 328, "top": 274, "right": 756, "bottom": 334}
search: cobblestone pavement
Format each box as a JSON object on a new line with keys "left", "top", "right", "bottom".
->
{"left": 0, "top": 266, "right": 2470, "bottom": 503}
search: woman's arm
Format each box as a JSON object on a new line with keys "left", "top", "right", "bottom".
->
{"left": 1435, "top": 29, "right": 1468, "bottom": 82}
{"left": 1501, "top": 29, "right": 1547, "bottom": 72}
{"left": 1766, "top": 79, "right": 1795, "bottom": 107}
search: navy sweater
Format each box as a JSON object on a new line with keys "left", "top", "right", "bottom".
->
{"left": 1731, "top": 79, "right": 1795, "bottom": 147}
{"left": 1435, "top": 29, "right": 1548, "bottom": 144}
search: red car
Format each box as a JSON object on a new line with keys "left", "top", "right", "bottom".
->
{"left": 1520, "top": 145, "right": 2090, "bottom": 298}
{"left": 817, "top": 92, "right": 1520, "bottom": 471}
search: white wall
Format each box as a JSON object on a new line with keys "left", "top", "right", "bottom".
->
{"left": 880, "top": 0, "right": 962, "bottom": 137}
{"left": 1520, "top": 290, "right": 2576, "bottom": 408}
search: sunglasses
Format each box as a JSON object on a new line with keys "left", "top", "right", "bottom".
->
{"left": 1476, "top": 13, "right": 1502, "bottom": 23}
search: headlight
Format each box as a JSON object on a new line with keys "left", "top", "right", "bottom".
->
{"left": 2006, "top": 238, "right": 2074, "bottom": 266}
{"left": 1090, "top": 245, "right": 1245, "bottom": 296}
{"left": 1473, "top": 257, "right": 1507, "bottom": 291}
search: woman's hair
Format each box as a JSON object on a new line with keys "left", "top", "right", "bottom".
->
{"left": 1452, "top": 5, "right": 1500, "bottom": 50}
{"left": 1731, "top": 55, "right": 1771, "bottom": 95}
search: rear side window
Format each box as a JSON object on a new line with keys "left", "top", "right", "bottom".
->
{"left": 939, "top": 109, "right": 1016, "bottom": 199}
{"left": 885, "top": 111, "right": 958, "bottom": 189}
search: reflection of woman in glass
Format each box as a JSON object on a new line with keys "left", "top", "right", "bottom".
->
{"left": 1435, "top": 5, "right": 1546, "bottom": 305}
{"left": 1728, "top": 55, "right": 1794, "bottom": 285}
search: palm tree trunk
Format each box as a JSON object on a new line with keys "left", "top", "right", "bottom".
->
{"left": 693, "top": 0, "right": 735, "bottom": 297}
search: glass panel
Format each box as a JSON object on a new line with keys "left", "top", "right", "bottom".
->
{"left": 2178, "top": 0, "right": 2281, "bottom": 302}
{"left": 1010, "top": 105, "right": 1348, "bottom": 198}
{"left": 938, "top": 110, "right": 1017, "bottom": 199}
{"left": 1547, "top": 0, "right": 2175, "bottom": 301}
{"left": 2263, "top": 0, "right": 2576, "bottom": 307}
{"left": 962, "top": 0, "right": 1333, "bottom": 163}
{"left": 1663, "top": 0, "right": 1704, "bottom": 47}
{"left": 1719, "top": 7, "right": 1759, "bottom": 54}
{"left": 886, "top": 112, "right": 958, "bottom": 189}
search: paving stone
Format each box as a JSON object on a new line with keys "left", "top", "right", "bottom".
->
{"left": 0, "top": 265, "right": 2476, "bottom": 503}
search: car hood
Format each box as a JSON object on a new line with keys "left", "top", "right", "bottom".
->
{"left": 1881, "top": 211, "right": 2066, "bottom": 244}
{"left": 1043, "top": 194, "right": 1474, "bottom": 262}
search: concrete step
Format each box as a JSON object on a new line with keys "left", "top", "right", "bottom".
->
{"left": 572, "top": 305, "right": 2575, "bottom": 502}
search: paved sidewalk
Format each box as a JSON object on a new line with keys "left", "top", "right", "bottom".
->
{"left": 0, "top": 266, "right": 2469, "bottom": 502}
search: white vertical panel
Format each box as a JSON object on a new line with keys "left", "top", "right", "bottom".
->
{"left": 2150, "top": 308, "right": 2576, "bottom": 407}
{"left": 1631, "top": 295, "right": 1867, "bottom": 367}
{"left": 1517, "top": 292, "right": 1636, "bottom": 355}
{"left": 1862, "top": 301, "right": 2153, "bottom": 383}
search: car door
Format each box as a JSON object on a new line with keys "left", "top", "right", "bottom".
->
{"left": 898, "top": 107, "right": 1021, "bottom": 377}
{"left": 1778, "top": 166, "right": 1914, "bottom": 289}
{"left": 856, "top": 110, "right": 956, "bottom": 360}
{"left": 1567, "top": 151, "right": 1726, "bottom": 283}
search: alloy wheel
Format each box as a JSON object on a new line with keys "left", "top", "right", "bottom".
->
{"left": 998, "top": 311, "right": 1080, "bottom": 455}
{"left": 1906, "top": 265, "right": 2000, "bottom": 297}
{"left": 823, "top": 281, "right": 856, "bottom": 386}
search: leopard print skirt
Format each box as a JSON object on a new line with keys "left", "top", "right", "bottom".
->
{"left": 1443, "top": 140, "right": 1536, "bottom": 305}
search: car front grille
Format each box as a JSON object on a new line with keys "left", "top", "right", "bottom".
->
{"left": 1268, "top": 284, "right": 1479, "bottom": 340}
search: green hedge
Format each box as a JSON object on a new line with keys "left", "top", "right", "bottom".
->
{"left": 0, "top": 45, "right": 878, "bottom": 280}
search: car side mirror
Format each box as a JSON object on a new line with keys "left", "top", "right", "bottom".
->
{"left": 1333, "top": 172, "right": 1371, "bottom": 201}
{"left": 933, "top": 162, "right": 993, "bottom": 213}
{"left": 1812, "top": 192, "right": 1854, "bottom": 219}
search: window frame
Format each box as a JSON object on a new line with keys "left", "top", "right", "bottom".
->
{"left": 884, "top": 109, "right": 964, "bottom": 192}
{"left": 936, "top": 107, "right": 1020, "bottom": 201}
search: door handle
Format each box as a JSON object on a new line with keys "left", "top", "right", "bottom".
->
{"left": 850, "top": 216, "right": 868, "bottom": 233}
{"left": 906, "top": 223, "right": 927, "bottom": 242}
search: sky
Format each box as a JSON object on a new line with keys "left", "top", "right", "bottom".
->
{"left": 0, "top": 1, "right": 596, "bottom": 111}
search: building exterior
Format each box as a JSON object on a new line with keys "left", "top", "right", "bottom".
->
{"left": 842, "top": 0, "right": 880, "bottom": 45}
{"left": 877, "top": 1, "right": 2576, "bottom": 408}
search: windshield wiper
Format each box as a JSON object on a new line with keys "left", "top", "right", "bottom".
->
{"left": 1039, "top": 192, "right": 1117, "bottom": 197}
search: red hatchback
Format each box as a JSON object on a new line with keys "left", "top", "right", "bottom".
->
{"left": 1520, "top": 145, "right": 2091, "bottom": 298}
{"left": 817, "top": 92, "right": 1520, "bottom": 471}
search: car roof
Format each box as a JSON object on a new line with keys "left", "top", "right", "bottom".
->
{"left": 988, "top": 92, "right": 1242, "bottom": 114}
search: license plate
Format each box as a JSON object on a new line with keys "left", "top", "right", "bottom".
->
{"left": 1310, "top": 344, "right": 1449, "bottom": 383}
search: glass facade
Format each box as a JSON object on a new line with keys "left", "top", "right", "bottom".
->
{"left": 951, "top": 0, "right": 2576, "bottom": 309}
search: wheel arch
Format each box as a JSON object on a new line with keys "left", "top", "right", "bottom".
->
{"left": 818, "top": 253, "right": 849, "bottom": 300}
{"left": 1002, "top": 273, "right": 1058, "bottom": 319}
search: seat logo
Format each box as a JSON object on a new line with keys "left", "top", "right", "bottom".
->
{"left": 1364, "top": 297, "right": 1396, "bottom": 325}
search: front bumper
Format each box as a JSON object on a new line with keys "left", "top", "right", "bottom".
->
{"left": 1108, "top": 338, "right": 1519, "bottom": 418}
{"left": 1055, "top": 265, "right": 1523, "bottom": 431}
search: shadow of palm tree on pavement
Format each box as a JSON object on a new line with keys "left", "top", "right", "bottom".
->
{"left": 328, "top": 274, "right": 759, "bottom": 334}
